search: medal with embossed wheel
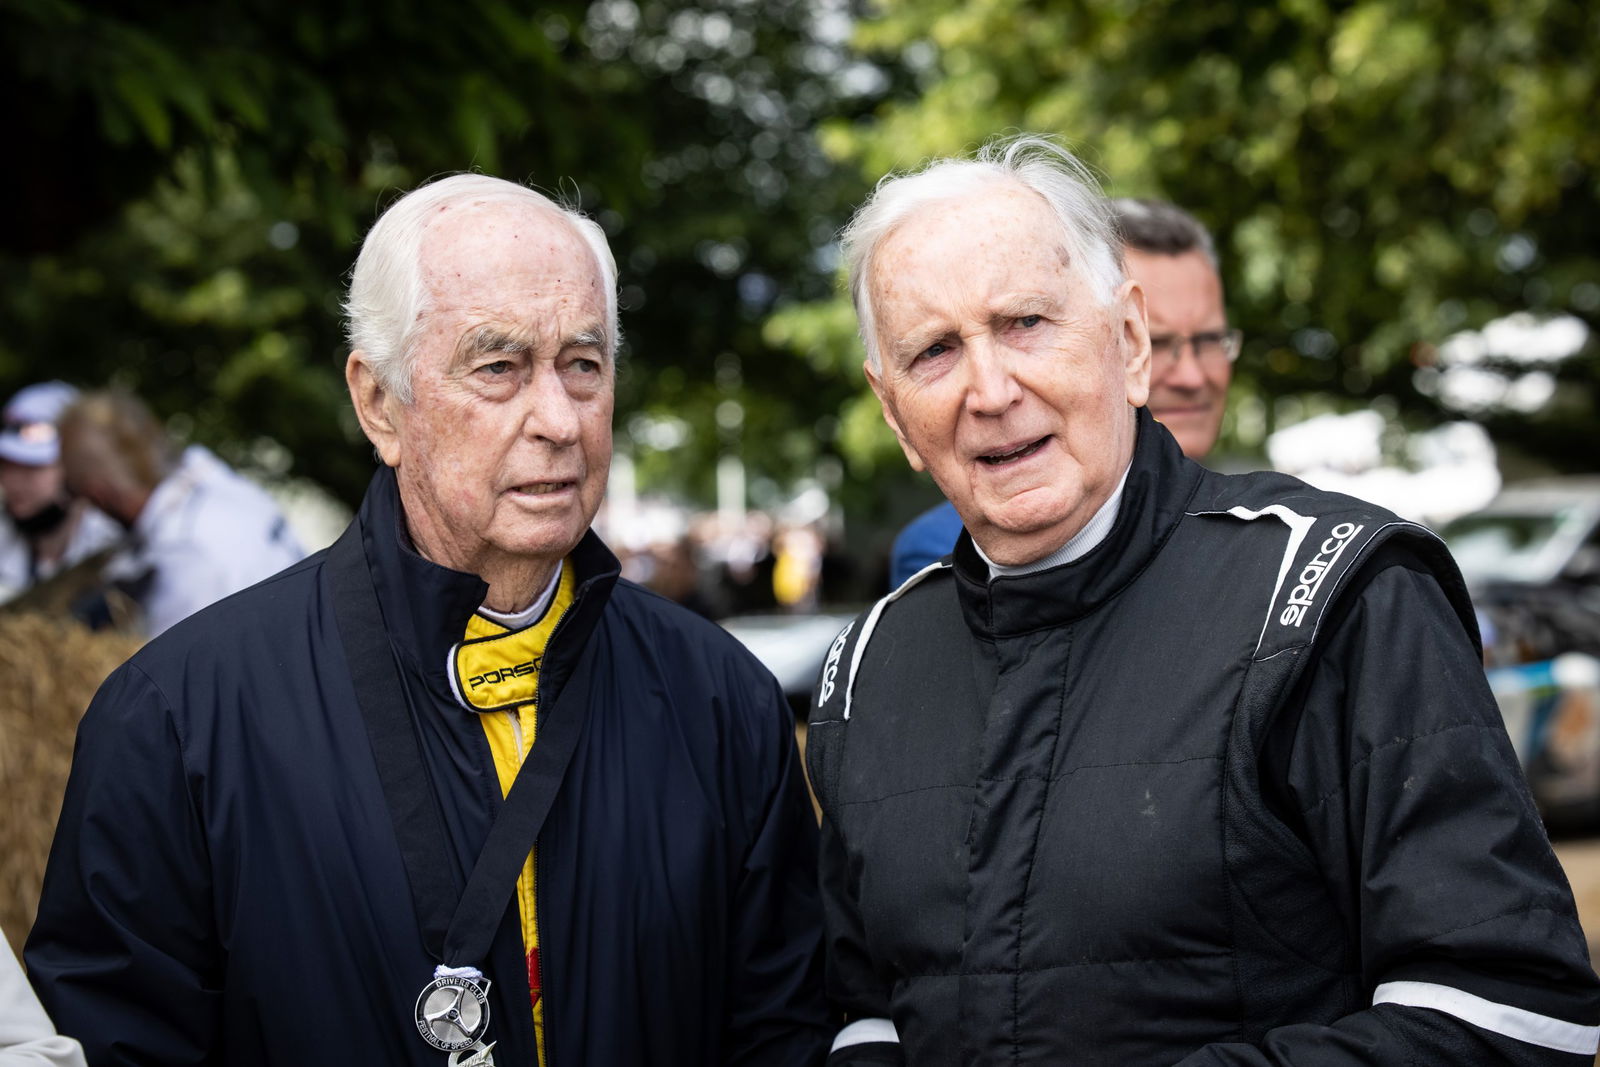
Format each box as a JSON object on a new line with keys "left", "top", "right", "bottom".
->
{"left": 415, "top": 975, "right": 493, "bottom": 1052}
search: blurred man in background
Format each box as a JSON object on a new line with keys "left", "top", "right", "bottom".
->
{"left": 57, "top": 390, "right": 303, "bottom": 636}
{"left": 887, "top": 196, "right": 1236, "bottom": 587}
{"left": 0, "top": 382, "right": 119, "bottom": 602}
{"left": 1117, "top": 196, "right": 1237, "bottom": 458}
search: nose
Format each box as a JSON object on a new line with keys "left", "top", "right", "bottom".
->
{"left": 1156, "top": 342, "right": 1208, "bottom": 392}
{"left": 520, "top": 364, "right": 582, "bottom": 447}
{"left": 962, "top": 338, "right": 1023, "bottom": 416}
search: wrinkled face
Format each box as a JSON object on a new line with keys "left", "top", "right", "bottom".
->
{"left": 865, "top": 184, "right": 1150, "bottom": 566}
{"left": 1128, "top": 248, "right": 1229, "bottom": 459}
{"left": 382, "top": 203, "right": 613, "bottom": 578}
{"left": 0, "top": 459, "right": 63, "bottom": 521}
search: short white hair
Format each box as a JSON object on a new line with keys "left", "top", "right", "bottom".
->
{"left": 344, "top": 174, "right": 620, "bottom": 403}
{"left": 841, "top": 134, "right": 1124, "bottom": 371}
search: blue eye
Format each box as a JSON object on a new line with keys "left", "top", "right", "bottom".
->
{"left": 921, "top": 342, "right": 949, "bottom": 360}
{"left": 1018, "top": 315, "right": 1041, "bottom": 329}
{"left": 481, "top": 360, "right": 512, "bottom": 375}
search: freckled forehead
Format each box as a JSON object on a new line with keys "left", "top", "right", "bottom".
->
{"left": 419, "top": 201, "right": 604, "bottom": 310}
{"left": 868, "top": 183, "right": 1077, "bottom": 318}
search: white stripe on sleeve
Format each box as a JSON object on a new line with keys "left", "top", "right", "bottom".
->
{"left": 831, "top": 1017, "right": 900, "bottom": 1052}
{"left": 1373, "top": 980, "right": 1600, "bottom": 1055}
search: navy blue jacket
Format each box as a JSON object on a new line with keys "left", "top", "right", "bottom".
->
{"left": 27, "top": 467, "right": 830, "bottom": 1066}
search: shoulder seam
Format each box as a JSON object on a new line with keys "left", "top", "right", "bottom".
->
{"left": 117, "top": 659, "right": 200, "bottom": 790}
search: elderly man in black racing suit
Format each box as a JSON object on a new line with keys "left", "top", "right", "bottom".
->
{"left": 808, "top": 134, "right": 1600, "bottom": 1066}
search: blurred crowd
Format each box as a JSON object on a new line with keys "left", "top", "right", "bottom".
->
{"left": 615, "top": 515, "right": 863, "bottom": 622}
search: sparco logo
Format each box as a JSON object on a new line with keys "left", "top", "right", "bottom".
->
{"left": 818, "top": 622, "right": 854, "bottom": 705}
{"left": 1279, "top": 521, "right": 1364, "bottom": 628}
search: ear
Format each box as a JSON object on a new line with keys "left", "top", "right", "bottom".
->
{"left": 346, "top": 352, "right": 403, "bottom": 467}
{"left": 1116, "top": 278, "right": 1152, "bottom": 409}
{"left": 864, "top": 359, "right": 926, "bottom": 473}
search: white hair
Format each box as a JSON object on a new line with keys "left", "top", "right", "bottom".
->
{"left": 841, "top": 134, "right": 1124, "bottom": 371}
{"left": 344, "top": 174, "right": 620, "bottom": 403}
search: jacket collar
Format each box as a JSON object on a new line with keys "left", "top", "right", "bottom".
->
{"left": 354, "top": 465, "right": 620, "bottom": 698}
{"left": 952, "top": 407, "right": 1201, "bottom": 639}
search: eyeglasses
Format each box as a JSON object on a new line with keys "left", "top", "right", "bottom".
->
{"left": 1149, "top": 328, "right": 1242, "bottom": 369}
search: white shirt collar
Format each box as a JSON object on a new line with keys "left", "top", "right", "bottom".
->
{"left": 973, "top": 463, "right": 1132, "bottom": 581}
{"left": 476, "top": 561, "right": 563, "bottom": 630}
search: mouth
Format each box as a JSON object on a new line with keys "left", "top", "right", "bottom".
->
{"left": 978, "top": 437, "right": 1049, "bottom": 466}
{"left": 508, "top": 480, "right": 576, "bottom": 496}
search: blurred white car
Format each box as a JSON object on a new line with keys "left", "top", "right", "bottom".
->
{"left": 1440, "top": 478, "right": 1600, "bottom": 826}
{"left": 720, "top": 611, "right": 857, "bottom": 722}
{"left": 1444, "top": 478, "right": 1600, "bottom": 596}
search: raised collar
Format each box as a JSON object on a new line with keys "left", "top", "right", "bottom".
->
{"left": 353, "top": 466, "right": 620, "bottom": 700}
{"left": 974, "top": 463, "right": 1130, "bottom": 579}
{"left": 951, "top": 408, "right": 1202, "bottom": 639}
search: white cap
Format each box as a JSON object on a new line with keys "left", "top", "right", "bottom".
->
{"left": 0, "top": 381, "right": 79, "bottom": 466}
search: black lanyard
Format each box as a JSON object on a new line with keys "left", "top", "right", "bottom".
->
{"left": 327, "top": 519, "right": 592, "bottom": 969}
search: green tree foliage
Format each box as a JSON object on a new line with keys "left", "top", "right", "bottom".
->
{"left": 1, "top": 0, "right": 891, "bottom": 504}
{"left": 772, "top": 0, "right": 1599, "bottom": 473}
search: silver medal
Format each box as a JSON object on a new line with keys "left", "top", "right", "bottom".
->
{"left": 448, "top": 1040, "right": 497, "bottom": 1066}
{"left": 415, "top": 975, "right": 493, "bottom": 1052}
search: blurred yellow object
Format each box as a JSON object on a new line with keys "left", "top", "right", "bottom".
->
{"left": 0, "top": 614, "right": 141, "bottom": 952}
{"left": 772, "top": 527, "right": 822, "bottom": 610}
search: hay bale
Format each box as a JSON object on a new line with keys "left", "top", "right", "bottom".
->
{"left": 0, "top": 614, "right": 141, "bottom": 954}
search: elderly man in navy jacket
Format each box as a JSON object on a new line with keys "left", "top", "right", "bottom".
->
{"left": 28, "top": 176, "right": 830, "bottom": 1066}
